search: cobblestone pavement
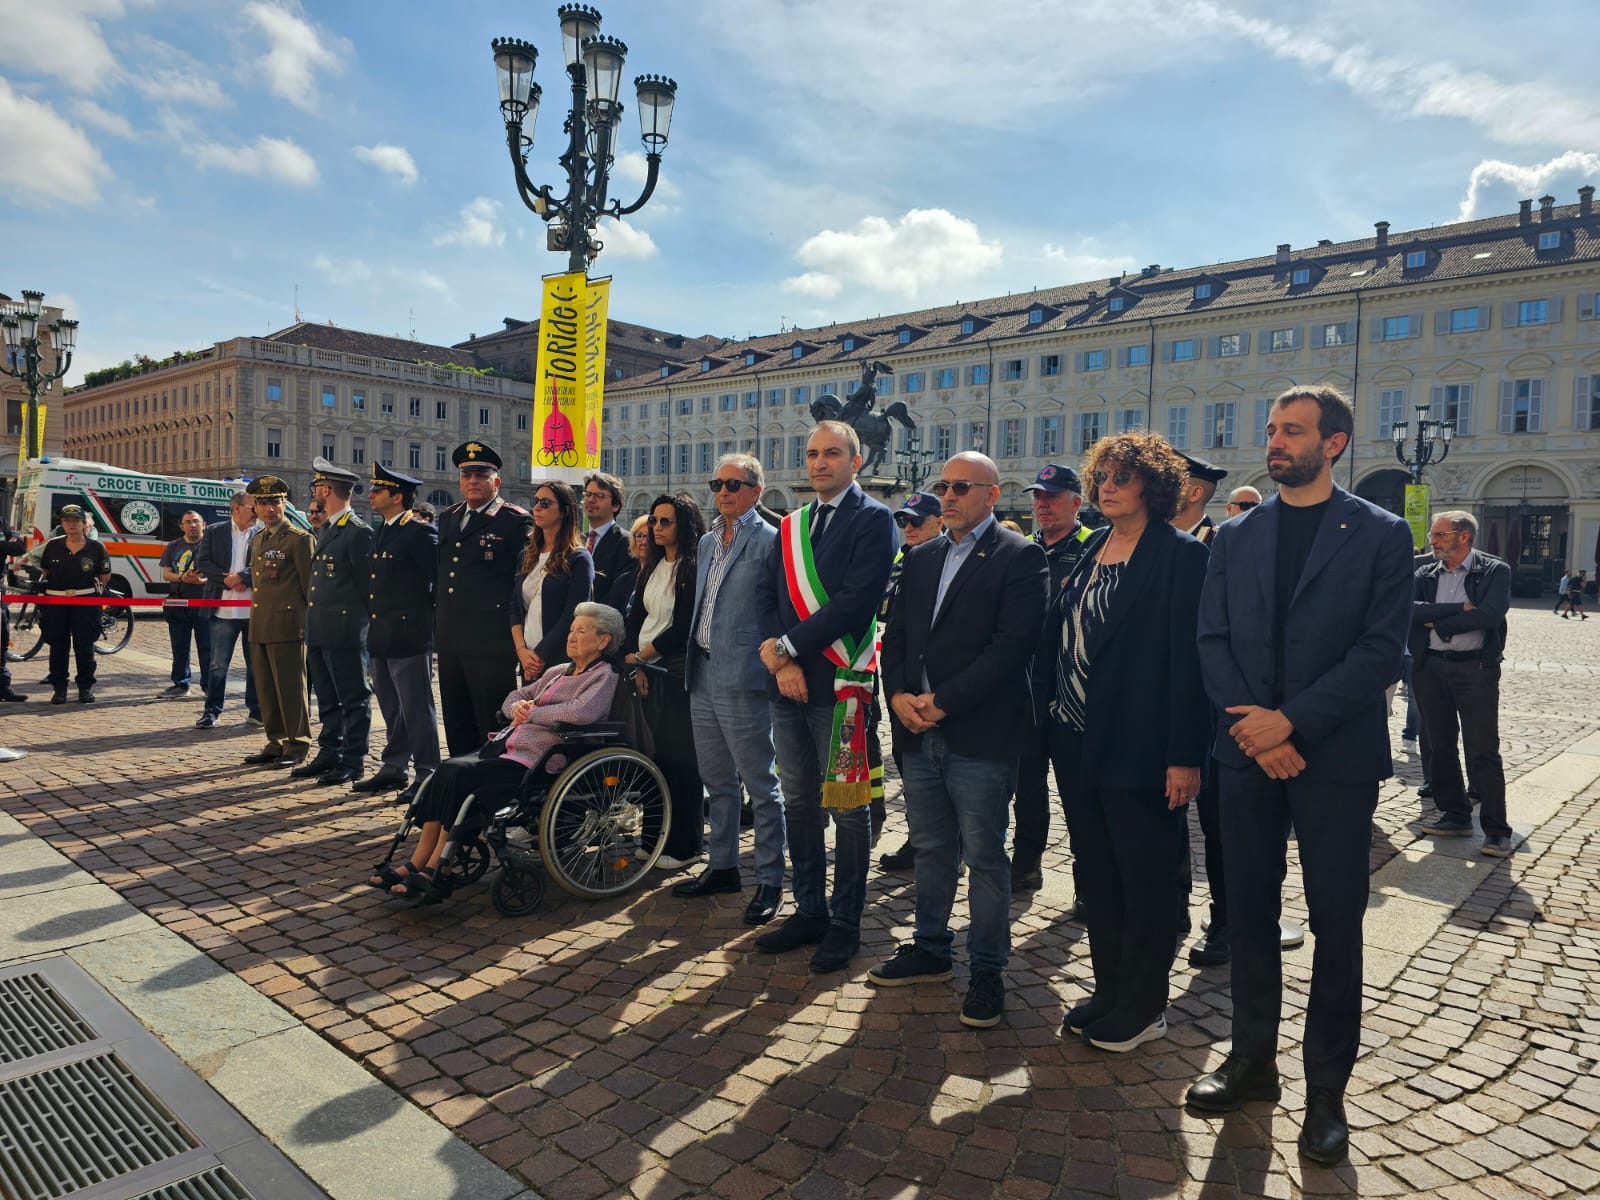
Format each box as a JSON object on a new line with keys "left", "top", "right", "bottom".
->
{"left": 1, "top": 601, "right": 1597, "bottom": 1198}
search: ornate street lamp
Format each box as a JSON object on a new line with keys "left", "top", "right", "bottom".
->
{"left": 1391, "top": 402, "right": 1452, "bottom": 485}
{"left": 0, "top": 289, "right": 78, "bottom": 464}
{"left": 491, "top": 6, "right": 677, "bottom": 274}
{"left": 894, "top": 430, "right": 938, "bottom": 494}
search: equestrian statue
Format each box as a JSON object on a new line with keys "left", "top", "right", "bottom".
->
{"left": 809, "top": 359, "right": 916, "bottom": 477}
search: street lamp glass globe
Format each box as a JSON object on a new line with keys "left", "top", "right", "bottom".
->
{"left": 16, "top": 308, "right": 37, "bottom": 343}
{"left": 558, "top": 5, "right": 601, "bottom": 69}
{"left": 492, "top": 38, "right": 538, "bottom": 123}
{"left": 54, "top": 319, "right": 78, "bottom": 353}
{"left": 635, "top": 75, "right": 676, "bottom": 151}
{"left": 1391, "top": 422, "right": 1406, "bottom": 446}
{"left": 0, "top": 318, "right": 18, "bottom": 351}
{"left": 20, "top": 290, "right": 43, "bottom": 317}
{"left": 581, "top": 35, "right": 627, "bottom": 106}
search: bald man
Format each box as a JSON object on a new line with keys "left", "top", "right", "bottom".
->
{"left": 874, "top": 452, "right": 1048, "bottom": 1028}
{"left": 1225, "top": 486, "right": 1263, "bottom": 519}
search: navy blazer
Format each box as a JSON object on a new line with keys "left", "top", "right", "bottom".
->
{"left": 1034, "top": 521, "right": 1211, "bottom": 790}
{"left": 1197, "top": 485, "right": 1414, "bottom": 783}
{"left": 510, "top": 548, "right": 595, "bottom": 666}
{"left": 882, "top": 521, "right": 1048, "bottom": 761}
{"left": 589, "top": 523, "right": 633, "bottom": 610}
{"left": 755, "top": 485, "right": 896, "bottom": 707}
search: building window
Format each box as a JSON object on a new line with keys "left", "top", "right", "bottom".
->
{"left": 766, "top": 388, "right": 784, "bottom": 407}
{"left": 266, "top": 428, "right": 283, "bottom": 458}
{"left": 1517, "top": 299, "right": 1549, "bottom": 326}
{"left": 1538, "top": 230, "right": 1560, "bottom": 250}
{"left": 1164, "top": 406, "right": 1190, "bottom": 448}
{"left": 1002, "top": 359, "right": 1025, "bottom": 382}
{"left": 435, "top": 446, "right": 447, "bottom": 471}
{"left": 1382, "top": 315, "right": 1412, "bottom": 340}
{"left": 1194, "top": 283, "right": 1212, "bottom": 300}
{"left": 351, "top": 437, "right": 366, "bottom": 465}
{"left": 1321, "top": 322, "right": 1347, "bottom": 347}
{"left": 791, "top": 346, "right": 804, "bottom": 360}
{"left": 678, "top": 396, "right": 693, "bottom": 415}
{"left": 658, "top": 365, "right": 671, "bottom": 379}
{"left": 1001, "top": 418, "right": 1023, "bottom": 458}
{"left": 434, "top": 400, "right": 448, "bottom": 421}
{"left": 695, "top": 442, "right": 710, "bottom": 472}
{"left": 970, "top": 364, "right": 990, "bottom": 386}
{"left": 1203, "top": 401, "right": 1235, "bottom": 449}
{"left": 1216, "top": 334, "right": 1242, "bottom": 358}
{"left": 322, "top": 435, "right": 336, "bottom": 459}
{"left": 792, "top": 385, "right": 810, "bottom": 406}
{"left": 964, "top": 421, "right": 987, "bottom": 451}
{"left": 743, "top": 391, "right": 758, "bottom": 409}
{"left": 516, "top": 410, "right": 530, "bottom": 432}
{"left": 659, "top": 401, "right": 670, "bottom": 419}
{"left": 1448, "top": 307, "right": 1480, "bottom": 332}
{"left": 266, "top": 379, "right": 283, "bottom": 402}
{"left": 1268, "top": 328, "right": 1298, "bottom": 352}
{"left": 352, "top": 390, "right": 366, "bottom": 411}
{"left": 898, "top": 329, "right": 912, "bottom": 345}
{"left": 960, "top": 318, "right": 974, "bottom": 335}
{"left": 1377, "top": 388, "right": 1408, "bottom": 436}
{"left": 790, "top": 435, "right": 806, "bottom": 468}
{"left": 699, "top": 396, "right": 711, "bottom": 412}
{"left": 1576, "top": 377, "right": 1600, "bottom": 431}
{"left": 936, "top": 367, "right": 957, "bottom": 389}
{"left": 381, "top": 392, "right": 394, "bottom": 415}
{"left": 478, "top": 406, "right": 490, "bottom": 426}
{"left": 1040, "top": 355, "right": 1061, "bottom": 377}
{"left": 408, "top": 443, "right": 421, "bottom": 469}
{"left": 745, "top": 351, "right": 759, "bottom": 365}
{"left": 1126, "top": 344, "right": 1149, "bottom": 367}
{"left": 322, "top": 386, "right": 337, "bottom": 408}
{"left": 601, "top": 448, "right": 614, "bottom": 471}
{"left": 409, "top": 396, "right": 422, "bottom": 418}
{"left": 1437, "top": 383, "right": 1473, "bottom": 435}
{"left": 1405, "top": 250, "right": 1427, "bottom": 268}
{"left": 1114, "top": 408, "right": 1144, "bottom": 435}
{"left": 1082, "top": 349, "right": 1107, "bottom": 371}
{"left": 618, "top": 447, "right": 631, "bottom": 475}
{"left": 1072, "top": 412, "right": 1102, "bottom": 453}
{"left": 1291, "top": 268, "right": 1311, "bottom": 285}
{"left": 1109, "top": 296, "right": 1125, "bottom": 313}
{"left": 1038, "top": 414, "right": 1061, "bottom": 456}
{"left": 657, "top": 445, "right": 669, "bottom": 475}
{"left": 877, "top": 375, "right": 894, "bottom": 396}
{"left": 934, "top": 423, "right": 953, "bottom": 458}
{"left": 1029, "top": 309, "right": 1044, "bottom": 325}
{"left": 1254, "top": 398, "right": 1271, "bottom": 446}
{"left": 1500, "top": 378, "right": 1544, "bottom": 433}
{"left": 716, "top": 394, "right": 733, "bottom": 412}
{"left": 765, "top": 437, "right": 781, "bottom": 469}
{"left": 1171, "top": 339, "right": 1195, "bottom": 362}
{"left": 380, "top": 439, "right": 394, "bottom": 466}
{"left": 902, "top": 372, "right": 923, "bottom": 393}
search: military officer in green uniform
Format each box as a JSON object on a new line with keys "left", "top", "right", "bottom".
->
{"left": 241, "top": 476, "right": 314, "bottom": 767}
{"left": 291, "top": 457, "right": 374, "bottom": 786}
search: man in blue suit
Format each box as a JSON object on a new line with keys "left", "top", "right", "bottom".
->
{"left": 1188, "top": 386, "right": 1413, "bottom": 1167}
{"left": 755, "top": 422, "right": 896, "bottom": 973}
{"left": 675, "top": 453, "right": 787, "bottom": 925}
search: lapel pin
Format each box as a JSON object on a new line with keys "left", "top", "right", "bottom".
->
{"left": 1340, "top": 523, "right": 1347, "bottom": 529}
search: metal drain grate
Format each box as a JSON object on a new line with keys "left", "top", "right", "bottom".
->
{"left": 0, "top": 973, "right": 95, "bottom": 1065}
{"left": 130, "top": 1166, "right": 254, "bottom": 1200}
{"left": 0, "top": 1053, "right": 197, "bottom": 1200}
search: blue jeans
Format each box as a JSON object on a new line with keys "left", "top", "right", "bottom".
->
{"left": 206, "top": 617, "right": 259, "bottom": 718}
{"left": 166, "top": 610, "right": 212, "bottom": 687}
{"left": 901, "top": 729, "right": 1016, "bottom": 973}
{"left": 770, "top": 696, "right": 869, "bottom": 927}
{"left": 691, "top": 681, "right": 786, "bottom": 886}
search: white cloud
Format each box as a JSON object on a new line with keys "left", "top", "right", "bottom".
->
{"left": 192, "top": 135, "right": 319, "bottom": 186}
{"left": 312, "top": 254, "right": 371, "bottom": 283}
{"left": 354, "top": 144, "right": 418, "bottom": 186}
{"left": 0, "top": 79, "right": 109, "bottom": 205}
{"left": 597, "top": 219, "right": 658, "bottom": 260}
{"left": 71, "top": 98, "right": 135, "bottom": 139}
{"left": 612, "top": 151, "right": 678, "bottom": 206}
{"left": 1041, "top": 238, "right": 1138, "bottom": 282}
{"left": 1456, "top": 151, "right": 1600, "bottom": 222}
{"left": 242, "top": 1, "right": 347, "bottom": 111}
{"left": 396, "top": 269, "right": 453, "bottom": 304}
{"left": 0, "top": 0, "right": 120, "bottom": 91}
{"left": 782, "top": 209, "right": 1003, "bottom": 300}
{"left": 433, "top": 197, "right": 504, "bottom": 248}
{"left": 134, "top": 68, "right": 225, "bottom": 107}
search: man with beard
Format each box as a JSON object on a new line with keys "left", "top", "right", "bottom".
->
{"left": 1188, "top": 386, "right": 1412, "bottom": 1167}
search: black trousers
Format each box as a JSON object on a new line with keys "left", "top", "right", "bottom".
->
{"left": 1413, "top": 656, "right": 1508, "bottom": 838}
{"left": 1219, "top": 764, "right": 1375, "bottom": 1093}
{"left": 645, "top": 666, "right": 703, "bottom": 859}
{"left": 1190, "top": 757, "right": 1227, "bottom": 929}
{"left": 307, "top": 644, "right": 372, "bottom": 766}
{"left": 438, "top": 652, "right": 517, "bottom": 759}
{"left": 1012, "top": 736, "right": 1052, "bottom": 863}
{"left": 416, "top": 753, "right": 526, "bottom": 827}
{"left": 42, "top": 605, "right": 99, "bottom": 690}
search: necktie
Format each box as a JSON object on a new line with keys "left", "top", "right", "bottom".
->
{"left": 810, "top": 502, "right": 830, "bottom": 544}
{"left": 586, "top": 530, "right": 597, "bottom": 552}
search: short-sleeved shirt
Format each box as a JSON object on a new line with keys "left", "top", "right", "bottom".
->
{"left": 160, "top": 537, "right": 207, "bottom": 601}
{"left": 39, "top": 537, "right": 111, "bottom": 592}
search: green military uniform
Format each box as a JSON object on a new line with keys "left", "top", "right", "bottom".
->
{"left": 244, "top": 477, "right": 314, "bottom": 763}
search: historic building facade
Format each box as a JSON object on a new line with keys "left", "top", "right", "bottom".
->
{"left": 604, "top": 192, "right": 1600, "bottom": 588}
{"left": 456, "top": 316, "right": 723, "bottom": 384}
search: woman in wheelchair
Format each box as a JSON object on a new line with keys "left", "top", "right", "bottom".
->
{"left": 370, "top": 602, "right": 623, "bottom": 897}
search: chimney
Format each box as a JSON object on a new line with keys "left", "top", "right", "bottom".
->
{"left": 1276, "top": 243, "right": 1291, "bottom": 265}
{"left": 1519, "top": 199, "right": 1532, "bottom": 225}
{"left": 1143, "top": 263, "right": 1160, "bottom": 277}
{"left": 1374, "top": 221, "right": 1389, "bottom": 251}
{"left": 1582, "top": 186, "right": 1595, "bottom": 217}
{"left": 1317, "top": 238, "right": 1333, "bottom": 247}
{"left": 1539, "top": 194, "right": 1556, "bottom": 221}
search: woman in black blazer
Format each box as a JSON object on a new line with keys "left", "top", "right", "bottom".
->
{"left": 623, "top": 493, "right": 707, "bottom": 869}
{"left": 511, "top": 481, "right": 595, "bottom": 678}
{"left": 1038, "top": 432, "right": 1210, "bottom": 1054}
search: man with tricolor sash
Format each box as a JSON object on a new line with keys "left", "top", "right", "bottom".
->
{"left": 754, "top": 421, "right": 896, "bottom": 974}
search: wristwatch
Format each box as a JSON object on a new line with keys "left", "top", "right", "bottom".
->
{"left": 773, "top": 640, "right": 791, "bottom": 661}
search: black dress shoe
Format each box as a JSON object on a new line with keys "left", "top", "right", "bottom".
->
{"left": 352, "top": 767, "right": 408, "bottom": 793}
{"left": 1011, "top": 853, "right": 1043, "bottom": 893}
{"left": 1186, "top": 1054, "right": 1282, "bottom": 1112}
{"left": 743, "top": 885, "right": 781, "bottom": 925}
{"left": 878, "top": 842, "right": 914, "bottom": 872}
{"left": 1298, "top": 1089, "right": 1349, "bottom": 1165}
{"left": 77, "top": 689, "right": 95, "bottom": 703}
{"left": 289, "top": 753, "right": 339, "bottom": 779}
{"left": 51, "top": 688, "right": 68, "bottom": 705}
{"left": 753, "top": 911, "right": 830, "bottom": 954}
{"left": 1187, "top": 925, "right": 1231, "bottom": 967}
{"left": 394, "top": 777, "right": 426, "bottom": 807}
{"left": 672, "top": 867, "right": 741, "bottom": 898}
{"left": 317, "top": 766, "right": 362, "bottom": 787}
{"left": 808, "top": 925, "right": 860, "bottom": 973}
{"left": 270, "top": 752, "right": 308, "bottom": 769}
{"left": 242, "top": 749, "right": 282, "bottom": 765}
{"left": 0, "top": 688, "right": 27, "bottom": 702}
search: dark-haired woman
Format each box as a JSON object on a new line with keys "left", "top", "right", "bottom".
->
{"left": 512, "top": 481, "right": 595, "bottom": 679}
{"left": 1037, "top": 431, "right": 1211, "bottom": 1054}
{"left": 624, "top": 493, "right": 707, "bottom": 870}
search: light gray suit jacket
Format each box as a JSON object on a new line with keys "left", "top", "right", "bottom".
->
{"left": 685, "top": 514, "right": 777, "bottom": 694}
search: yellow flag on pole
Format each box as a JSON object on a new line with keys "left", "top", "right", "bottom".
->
{"left": 580, "top": 277, "right": 611, "bottom": 471}
{"left": 533, "top": 271, "right": 585, "bottom": 484}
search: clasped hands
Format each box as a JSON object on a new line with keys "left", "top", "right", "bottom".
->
{"left": 1226, "top": 704, "right": 1304, "bottom": 779}
{"left": 759, "top": 637, "right": 809, "bottom": 703}
{"left": 889, "top": 691, "right": 947, "bottom": 734}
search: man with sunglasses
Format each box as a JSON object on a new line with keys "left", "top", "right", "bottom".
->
{"left": 435, "top": 442, "right": 533, "bottom": 757}
{"left": 582, "top": 472, "right": 631, "bottom": 609}
{"left": 1225, "top": 486, "right": 1262, "bottom": 519}
{"left": 755, "top": 421, "right": 895, "bottom": 973}
{"left": 874, "top": 453, "right": 1047, "bottom": 1027}
{"left": 676, "top": 454, "right": 787, "bottom": 923}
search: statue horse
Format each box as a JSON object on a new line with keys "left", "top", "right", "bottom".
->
{"left": 810, "top": 395, "right": 917, "bottom": 477}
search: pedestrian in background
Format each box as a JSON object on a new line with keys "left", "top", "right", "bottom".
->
{"left": 158, "top": 510, "right": 211, "bottom": 698}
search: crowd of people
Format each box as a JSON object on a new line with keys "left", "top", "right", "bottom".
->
{"left": 7, "top": 381, "right": 1529, "bottom": 1168}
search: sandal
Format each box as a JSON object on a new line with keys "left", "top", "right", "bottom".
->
{"left": 369, "top": 862, "right": 419, "bottom": 891}
{"left": 387, "top": 865, "right": 437, "bottom": 898}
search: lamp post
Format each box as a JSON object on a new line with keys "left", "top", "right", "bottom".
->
{"left": 0, "top": 290, "right": 77, "bottom": 466}
{"left": 894, "top": 429, "right": 937, "bottom": 494}
{"left": 491, "top": 6, "right": 677, "bottom": 274}
{"left": 1391, "top": 402, "right": 1452, "bottom": 485}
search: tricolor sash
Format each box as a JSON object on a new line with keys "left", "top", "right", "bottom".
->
{"left": 780, "top": 506, "right": 877, "bottom": 810}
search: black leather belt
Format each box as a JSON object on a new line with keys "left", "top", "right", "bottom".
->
{"left": 1431, "top": 649, "right": 1483, "bottom": 663}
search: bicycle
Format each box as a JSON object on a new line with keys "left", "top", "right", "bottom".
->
{"left": 4, "top": 569, "right": 134, "bottom": 661}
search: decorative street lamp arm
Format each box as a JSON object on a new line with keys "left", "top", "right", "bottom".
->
{"left": 503, "top": 125, "right": 562, "bottom": 220}
{"left": 607, "top": 151, "right": 661, "bottom": 217}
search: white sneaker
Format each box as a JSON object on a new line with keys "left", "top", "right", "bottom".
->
{"left": 1087, "top": 1014, "right": 1167, "bottom": 1053}
{"left": 1280, "top": 921, "right": 1305, "bottom": 949}
{"left": 654, "top": 853, "right": 702, "bottom": 870}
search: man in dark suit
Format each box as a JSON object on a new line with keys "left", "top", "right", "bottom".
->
{"left": 1412, "top": 511, "right": 1512, "bottom": 856}
{"left": 582, "top": 472, "right": 632, "bottom": 609}
{"left": 356, "top": 464, "right": 440, "bottom": 800}
{"left": 293, "top": 458, "right": 374, "bottom": 786}
{"left": 1188, "top": 386, "right": 1413, "bottom": 1167}
{"left": 435, "top": 442, "right": 533, "bottom": 757}
{"left": 194, "top": 492, "right": 261, "bottom": 729}
{"left": 873, "top": 452, "right": 1047, "bottom": 1028}
{"left": 754, "top": 421, "right": 896, "bottom": 973}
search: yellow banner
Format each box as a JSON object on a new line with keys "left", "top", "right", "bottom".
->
{"left": 533, "top": 271, "right": 585, "bottom": 480}
{"left": 580, "top": 276, "right": 611, "bottom": 472}
{"left": 1404, "top": 482, "right": 1430, "bottom": 551}
{"left": 18, "top": 401, "right": 44, "bottom": 463}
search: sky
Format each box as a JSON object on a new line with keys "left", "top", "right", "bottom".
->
{"left": 3, "top": 0, "right": 1599, "bottom": 384}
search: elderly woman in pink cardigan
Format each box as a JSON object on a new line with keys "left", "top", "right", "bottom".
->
{"left": 371, "top": 602, "right": 622, "bottom": 897}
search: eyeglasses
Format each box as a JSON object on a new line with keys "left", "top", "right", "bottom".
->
{"left": 582, "top": 490, "right": 611, "bottom": 501}
{"left": 631, "top": 531, "right": 649, "bottom": 541}
{"left": 708, "top": 478, "right": 755, "bottom": 493}
{"left": 531, "top": 497, "right": 558, "bottom": 510}
{"left": 894, "top": 512, "right": 928, "bottom": 529}
{"left": 649, "top": 515, "right": 675, "bottom": 526}
{"left": 1092, "top": 468, "right": 1135, "bottom": 488}
{"left": 930, "top": 479, "right": 994, "bottom": 498}
{"left": 1234, "top": 500, "right": 1259, "bottom": 511}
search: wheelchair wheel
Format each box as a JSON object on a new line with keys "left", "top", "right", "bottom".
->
{"left": 451, "top": 836, "right": 491, "bottom": 884}
{"left": 538, "top": 747, "right": 670, "bottom": 899}
{"left": 491, "top": 864, "right": 545, "bottom": 917}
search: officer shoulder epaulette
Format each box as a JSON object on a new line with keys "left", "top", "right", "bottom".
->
{"left": 335, "top": 511, "right": 351, "bottom": 528}
{"left": 498, "top": 501, "right": 529, "bottom": 515}
{"left": 397, "top": 511, "right": 413, "bottom": 526}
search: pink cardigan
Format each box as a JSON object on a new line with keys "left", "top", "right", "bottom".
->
{"left": 496, "top": 662, "right": 618, "bottom": 768}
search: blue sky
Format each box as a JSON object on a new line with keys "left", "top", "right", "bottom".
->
{"left": 3, "top": 0, "right": 1598, "bottom": 383}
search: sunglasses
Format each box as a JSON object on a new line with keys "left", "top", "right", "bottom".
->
{"left": 1092, "top": 468, "right": 1135, "bottom": 487}
{"left": 1234, "top": 500, "right": 1259, "bottom": 511}
{"left": 308, "top": 508, "right": 325, "bottom": 516}
{"left": 708, "top": 478, "right": 755, "bottom": 493}
{"left": 894, "top": 512, "right": 928, "bottom": 529}
{"left": 649, "top": 515, "right": 675, "bottom": 526}
{"left": 532, "top": 497, "right": 559, "bottom": 510}
{"left": 930, "top": 479, "right": 994, "bottom": 498}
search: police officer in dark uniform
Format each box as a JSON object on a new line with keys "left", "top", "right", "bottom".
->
{"left": 435, "top": 441, "right": 533, "bottom": 757}
{"left": 1012, "top": 464, "right": 1093, "bottom": 892}
{"left": 1174, "top": 452, "right": 1228, "bottom": 546}
{"left": 37, "top": 504, "right": 112, "bottom": 704}
{"left": 355, "top": 463, "right": 440, "bottom": 800}
{"left": 292, "top": 457, "right": 373, "bottom": 786}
